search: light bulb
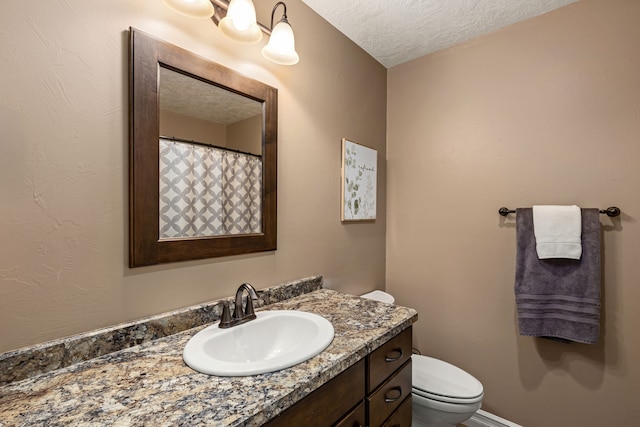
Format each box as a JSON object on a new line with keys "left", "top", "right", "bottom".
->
{"left": 262, "top": 20, "right": 299, "bottom": 65}
{"left": 218, "top": 0, "right": 263, "bottom": 44}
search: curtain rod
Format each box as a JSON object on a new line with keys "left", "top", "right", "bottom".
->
{"left": 160, "top": 135, "right": 262, "bottom": 158}
{"left": 498, "top": 207, "right": 621, "bottom": 217}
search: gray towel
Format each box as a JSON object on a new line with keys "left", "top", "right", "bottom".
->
{"left": 515, "top": 208, "right": 601, "bottom": 344}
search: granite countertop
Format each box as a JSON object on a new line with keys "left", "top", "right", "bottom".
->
{"left": 0, "top": 289, "right": 417, "bottom": 427}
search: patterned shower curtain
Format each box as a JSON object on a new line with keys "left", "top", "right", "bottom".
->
{"left": 159, "top": 138, "right": 262, "bottom": 238}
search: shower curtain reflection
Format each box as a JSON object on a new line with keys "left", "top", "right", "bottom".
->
{"left": 159, "top": 137, "right": 262, "bottom": 238}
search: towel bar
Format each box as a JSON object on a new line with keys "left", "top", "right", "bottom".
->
{"left": 498, "top": 206, "right": 620, "bottom": 217}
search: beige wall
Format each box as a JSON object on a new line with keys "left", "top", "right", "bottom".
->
{"left": 387, "top": 0, "right": 640, "bottom": 426}
{"left": 228, "top": 114, "right": 262, "bottom": 155}
{"left": 159, "top": 109, "right": 227, "bottom": 147}
{"left": 0, "top": 0, "right": 386, "bottom": 353}
{"left": 160, "top": 110, "right": 262, "bottom": 155}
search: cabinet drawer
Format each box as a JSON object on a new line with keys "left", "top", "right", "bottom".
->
{"left": 264, "top": 359, "right": 365, "bottom": 427}
{"left": 381, "top": 395, "right": 412, "bottom": 427}
{"left": 335, "top": 401, "right": 366, "bottom": 427}
{"left": 367, "top": 327, "right": 412, "bottom": 394}
{"left": 367, "top": 359, "right": 412, "bottom": 427}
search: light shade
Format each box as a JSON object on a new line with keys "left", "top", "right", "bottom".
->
{"left": 218, "top": 0, "right": 263, "bottom": 44}
{"left": 262, "top": 20, "right": 299, "bottom": 65}
{"left": 163, "top": 0, "right": 214, "bottom": 19}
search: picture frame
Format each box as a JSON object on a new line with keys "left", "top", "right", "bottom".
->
{"left": 341, "top": 138, "right": 377, "bottom": 222}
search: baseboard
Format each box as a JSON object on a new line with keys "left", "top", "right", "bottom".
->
{"left": 465, "top": 409, "right": 522, "bottom": 427}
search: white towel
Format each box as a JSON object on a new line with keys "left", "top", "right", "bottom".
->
{"left": 532, "top": 205, "right": 582, "bottom": 260}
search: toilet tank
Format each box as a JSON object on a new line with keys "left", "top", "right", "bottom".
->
{"left": 360, "top": 290, "right": 395, "bottom": 304}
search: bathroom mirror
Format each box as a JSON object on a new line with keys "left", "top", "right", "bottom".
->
{"left": 129, "top": 28, "right": 277, "bottom": 267}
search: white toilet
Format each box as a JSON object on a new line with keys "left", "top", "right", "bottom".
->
{"left": 361, "top": 291, "right": 484, "bottom": 427}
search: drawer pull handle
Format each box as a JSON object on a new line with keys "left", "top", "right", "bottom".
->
{"left": 384, "top": 386, "right": 403, "bottom": 403}
{"left": 385, "top": 348, "right": 403, "bottom": 362}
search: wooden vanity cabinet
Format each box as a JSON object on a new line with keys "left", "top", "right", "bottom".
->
{"left": 335, "top": 401, "right": 366, "bottom": 427}
{"left": 381, "top": 397, "right": 412, "bottom": 427}
{"left": 263, "top": 359, "right": 365, "bottom": 427}
{"left": 263, "top": 327, "right": 413, "bottom": 427}
{"left": 366, "top": 327, "right": 413, "bottom": 427}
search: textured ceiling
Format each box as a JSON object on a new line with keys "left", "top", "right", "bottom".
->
{"left": 300, "top": 0, "right": 578, "bottom": 68}
{"left": 159, "top": 67, "right": 261, "bottom": 125}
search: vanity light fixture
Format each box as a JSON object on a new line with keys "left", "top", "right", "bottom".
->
{"left": 163, "top": 0, "right": 215, "bottom": 19}
{"left": 162, "top": 0, "right": 299, "bottom": 65}
{"left": 261, "top": 2, "right": 299, "bottom": 65}
{"left": 218, "top": 0, "right": 263, "bottom": 44}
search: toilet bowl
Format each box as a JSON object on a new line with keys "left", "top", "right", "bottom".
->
{"left": 411, "top": 354, "right": 483, "bottom": 427}
{"left": 360, "top": 290, "right": 484, "bottom": 427}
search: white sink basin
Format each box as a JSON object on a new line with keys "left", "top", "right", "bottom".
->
{"left": 183, "top": 310, "right": 334, "bottom": 376}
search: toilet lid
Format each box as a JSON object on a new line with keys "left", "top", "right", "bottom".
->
{"left": 412, "top": 355, "right": 483, "bottom": 401}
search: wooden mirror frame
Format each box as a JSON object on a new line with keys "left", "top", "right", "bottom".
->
{"left": 129, "top": 28, "right": 277, "bottom": 267}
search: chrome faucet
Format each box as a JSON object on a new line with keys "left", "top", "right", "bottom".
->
{"left": 219, "top": 283, "right": 259, "bottom": 329}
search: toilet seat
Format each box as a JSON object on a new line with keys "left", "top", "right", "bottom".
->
{"left": 412, "top": 355, "right": 483, "bottom": 404}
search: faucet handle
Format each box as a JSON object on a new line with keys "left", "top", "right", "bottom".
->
{"left": 219, "top": 301, "right": 233, "bottom": 329}
{"left": 244, "top": 297, "right": 256, "bottom": 319}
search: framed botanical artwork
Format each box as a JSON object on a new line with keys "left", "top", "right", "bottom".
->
{"left": 341, "top": 138, "right": 377, "bottom": 221}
